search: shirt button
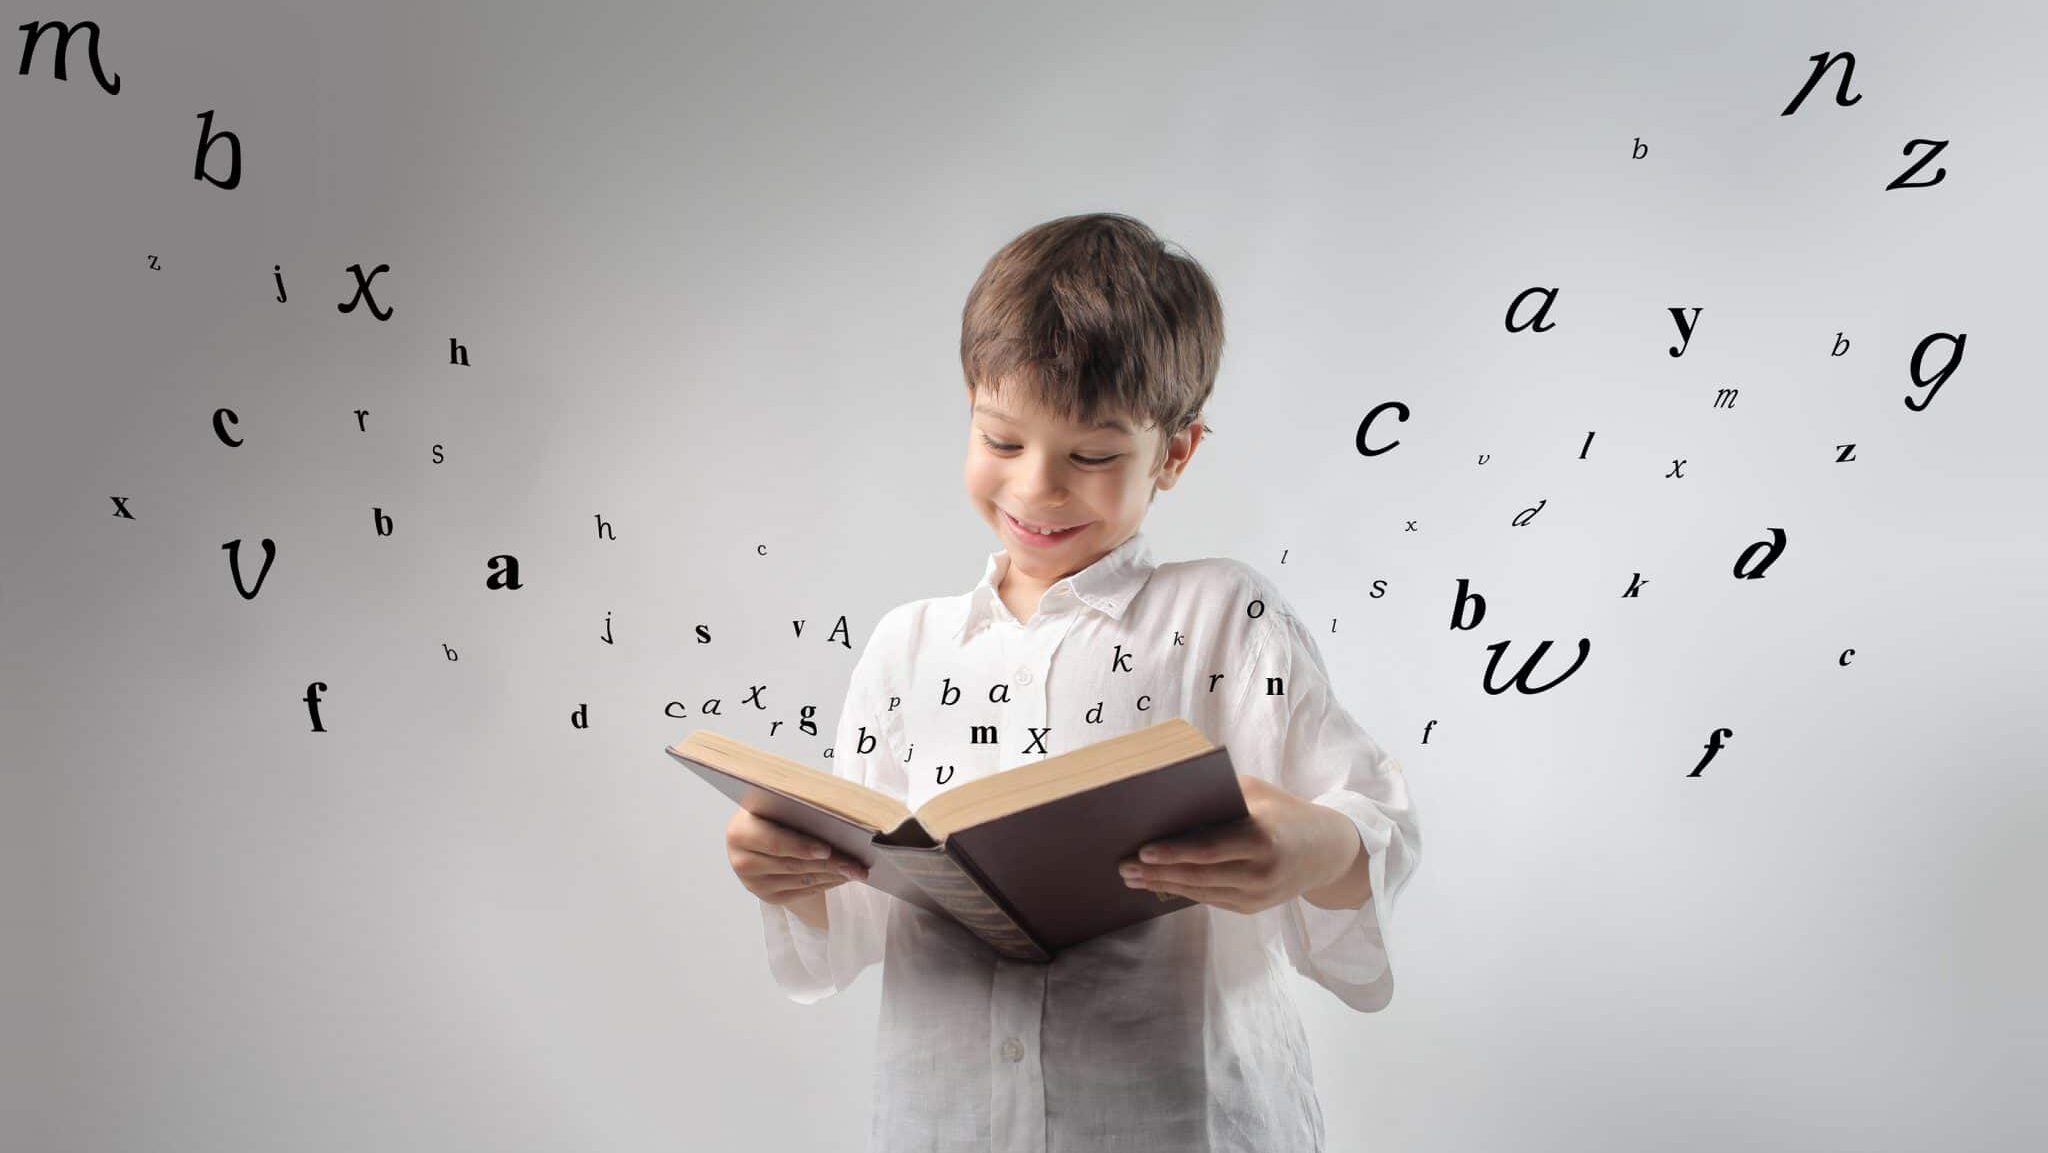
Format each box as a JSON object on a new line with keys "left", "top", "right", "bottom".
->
{"left": 1016, "top": 668, "right": 1032, "bottom": 684}
{"left": 1001, "top": 1036, "right": 1024, "bottom": 1062}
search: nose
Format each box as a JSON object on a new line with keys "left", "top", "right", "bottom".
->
{"left": 1007, "top": 448, "right": 1072, "bottom": 506}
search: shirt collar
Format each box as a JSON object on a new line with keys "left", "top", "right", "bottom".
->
{"left": 955, "top": 529, "right": 1156, "bottom": 641}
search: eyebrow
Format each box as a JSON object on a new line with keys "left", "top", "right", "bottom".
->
{"left": 974, "top": 402, "right": 1134, "bottom": 435}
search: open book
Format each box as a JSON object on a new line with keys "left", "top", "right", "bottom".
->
{"left": 670, "top": 717, "right": 1248, "bottom": 962}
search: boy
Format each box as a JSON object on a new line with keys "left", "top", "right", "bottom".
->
{"left": 725, "top": 213, "right": 1421, "bottom": 1152}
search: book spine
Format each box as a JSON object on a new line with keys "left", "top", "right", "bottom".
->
{"left": 871, "top": 843, "right": 1051, "bottom": 963}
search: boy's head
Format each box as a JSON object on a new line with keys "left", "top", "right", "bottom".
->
{"left": 958, "top": 213, "right": 1224, "bottom": 586}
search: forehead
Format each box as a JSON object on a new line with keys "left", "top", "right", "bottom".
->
{"left": 972, "top": 398, "right": 1140, "bottom": 436}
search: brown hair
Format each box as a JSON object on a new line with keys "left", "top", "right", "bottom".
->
{"left": 960, "top": 212, "right": 1223, "bottom": 474}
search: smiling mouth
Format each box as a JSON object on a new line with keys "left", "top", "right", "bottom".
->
{"left": 1003, "top": 509, "right": 1088, "bottom": 538}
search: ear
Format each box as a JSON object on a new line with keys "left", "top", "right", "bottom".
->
{"left": 1155, "top": 421, "right": 1204, "bottom": 490}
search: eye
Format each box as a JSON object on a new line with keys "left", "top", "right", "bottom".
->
{"left": 980, "top": 433, "right": 1121, "bottom": 466}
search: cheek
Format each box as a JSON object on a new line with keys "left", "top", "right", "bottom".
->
{"left": 1103, "top": 468, "right": 1144, "bottom": 502}
{"left": 963, "top": 456, "right": 999, "bottom": 496}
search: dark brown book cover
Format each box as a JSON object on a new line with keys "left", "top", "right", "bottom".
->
{"left": 670, "top": 717, "right": 1249, "bottom": 962}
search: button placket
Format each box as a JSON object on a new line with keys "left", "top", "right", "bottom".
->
{"left": 1029, "top": 615, "right": 1079, "bottom": 759}
{"left": 988, "top": 960, "right": 1048, "bottom": 1153}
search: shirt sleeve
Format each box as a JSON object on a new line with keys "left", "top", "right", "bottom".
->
{"left": 1233, "top": 596, "right": 1422, "bottom": 1013}
{"left": 759, "top": 619, "right": 906, "bottom": 1004}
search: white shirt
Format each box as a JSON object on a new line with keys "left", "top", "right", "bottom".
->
{"left": 759, "top": 529, "right": 1421, "bottom": 1153}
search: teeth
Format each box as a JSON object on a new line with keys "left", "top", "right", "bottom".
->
{"left": 1011, "top": 512, "right": 1076, "bottom": 536}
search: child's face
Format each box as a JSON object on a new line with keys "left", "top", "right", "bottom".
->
{"left": 962, "top": 381, "right": 1202, "bottom": 587}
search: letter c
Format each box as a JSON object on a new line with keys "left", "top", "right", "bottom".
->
{"left": 1355, "top": 401, "right": 1409, "bottom": 456}
{"left": 213, "top": 407, "right": 243, "bottom": 447}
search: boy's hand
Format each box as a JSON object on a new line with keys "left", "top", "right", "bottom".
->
{"left": 726, "top": 809, "right": 869, "bottom": 907}
{"left": 1115, "top": 774, "right": 1361, "bottom": 914}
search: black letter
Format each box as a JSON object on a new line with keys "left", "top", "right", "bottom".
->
{"left": 17, "top": 20, "right": 120, "bottom": 93}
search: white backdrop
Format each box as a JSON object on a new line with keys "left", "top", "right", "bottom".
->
{"left": 3, "top": 1, "right": 2043, "bottom": 1150}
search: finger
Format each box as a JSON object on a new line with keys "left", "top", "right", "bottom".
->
{"left": 1133, "top": 821, "right": 1259, "bottom": 866}
{"left": 747, "top": 818, "right": 837, "bottom": 862}
{"left": 1129, "top": 859, "right": 1261, "bottom": 889}
{"left": 759, "top": 870, "right": 851, "bottom": 897}
{"left": 739, "top": 846, "right": 868, "bottom": 879}
{"left": 1140, "top": 877, "right": 1248, "bottom": 911}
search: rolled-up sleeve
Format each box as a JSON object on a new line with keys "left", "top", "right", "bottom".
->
{"left": 760, "top": 620, "right": 906, "bottom": 1003}
{"left": 1235, "top": 598, "right": 1421, "bottom": 1012}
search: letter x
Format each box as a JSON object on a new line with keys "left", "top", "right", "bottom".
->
{"left": 337, "top": 262, "right": 393, "bottom": 320}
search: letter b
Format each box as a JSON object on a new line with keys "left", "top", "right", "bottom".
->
{"left": 1449, "top": 578, "right": 1486, "bottom": 631}
{"left": 193, "top": 110, "right": 240, "bottom": 189}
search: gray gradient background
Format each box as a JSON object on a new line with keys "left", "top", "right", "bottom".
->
{"left": 3, "top": 1, "right": 2044, "bottom": 1150}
